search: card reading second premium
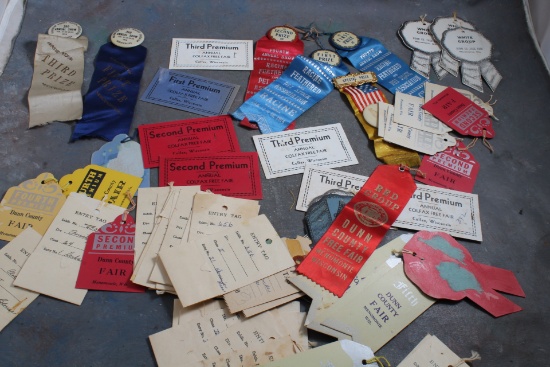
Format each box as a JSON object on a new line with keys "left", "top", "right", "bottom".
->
{"left": 169, "top": 38, "right": 253, "bottom": 70}
{"left": 253, "top": 124, "right": 358, "bottom": 178}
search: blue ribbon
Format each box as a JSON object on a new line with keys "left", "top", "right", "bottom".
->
{"left": 232, "top": 55, "right": 348, "bottom": 133}
{"left": 71, "top": 43, "right": 147, "bottom": 141}
{"left": 337, "top": 37, "right": 426, "bottom": 97}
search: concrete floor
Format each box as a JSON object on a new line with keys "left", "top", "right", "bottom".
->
{"left": 0, "top": 0, "right": 549, "bottom": 366}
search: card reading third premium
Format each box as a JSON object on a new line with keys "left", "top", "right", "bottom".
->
{"left": 138, "top": 116, "right": 240, "bottom": 168}
{"left": 141, "top": 68, "right": 240, "bottom": 116}
{"left": 159, "top": 152, "right": 262, "bottom": 199}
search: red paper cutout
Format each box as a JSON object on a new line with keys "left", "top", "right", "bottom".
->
{"left": 297, "top": 165, "right": 417, "bottom": 297}
{"left": 422, "top": 87, "right": 495, "bottom": 138}
{"left": 76, "top": 214, "right": 145, "bottom": 293}
{"left": 403, "top": 231, "right": 525, "bottom": 317}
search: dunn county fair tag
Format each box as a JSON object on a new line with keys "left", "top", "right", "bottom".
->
{"left": 416, "top": 141, "right": 480, "bottom": 193}
{"left": 169, "top": 38, "right": 253, "bottom": 70}
{"left": 422, "top": 87, "right": 495, "bottom": 138}
{"left": 297, "top": 165, "right": 417, "bottom": 297}
{"left": 393, "top": 91, "right": 452, "bottom": 134}
{"left": 58, "top": 164, "right": 141, "bottom": 208}
{"left": 403, "top": 231, "right": 525, "bottom": 317}
{"left": 0, "top": 173, "right": 66, "bottom": 241}
{"left": 76, "top": 214, "right": 145, "bottom": 293}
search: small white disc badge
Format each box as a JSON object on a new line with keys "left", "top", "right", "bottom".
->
{"left": 267, "top": 26, "right": 298, "bottom": 42}
{"left": 310, "top": 49, "right": 342, "bottom": 66}
{"left": 48, "top": 21, "right": 83, "bottom": 38}
{"left": 111, "top": 28, "right": 145, "bottom": 48}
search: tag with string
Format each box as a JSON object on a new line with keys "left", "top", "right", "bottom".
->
{"left": 76, "top": 193, "right": 145, "bottom": 293}
{"left": 297, "top": 164, "right": 417, "bottom": 297}
{"left": 398, "top": 15, "right": 448, "bottom": 79}
{"left": 396, "top": 334, "right": 480, "bottom": 367}
{"left": 0, "top": 173, "right": 66, "bottom": 241}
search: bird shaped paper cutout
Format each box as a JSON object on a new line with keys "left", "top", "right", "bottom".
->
{"left": 403, "top": 231, "right": 525, "bottom": 317}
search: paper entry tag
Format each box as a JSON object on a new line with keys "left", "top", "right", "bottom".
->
{"left": 397, "top": 334, "right": 471, "bottom": 367}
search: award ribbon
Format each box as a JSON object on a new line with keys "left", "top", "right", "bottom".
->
{"left": 71, "top": 42, "right": 146, "bottom": 141}
{"left": 332, "top": 32, "right": 426, "bottom": 97}
{"left": 232, "top": 55, "right": 347, "bottom": 133}
{"left": 28, "top": 34, "right": 88, "bottom": 127}
{"left": 297, "top": 165, "right": 417, "bottom": 297}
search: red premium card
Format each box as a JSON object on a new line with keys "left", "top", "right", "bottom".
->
{"left": 76, "top": 214, "right": 145, "bottom": 293}
{"left": 138, "top": 115, "right": 240, "bottom": 168}
{"left": 296, "top": 165, "right": 416, "bottom": 297}
{"left": 159, "top": 152, "right": 263, "bottom": 199}
{"left": 422, "top": 87, "right": 495, "bottom": 138}
{"left": 416, "top": 141, "right": 480, "bottom": 193}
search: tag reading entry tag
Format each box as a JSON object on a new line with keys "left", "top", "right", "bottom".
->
{"left": 403, "top": 231, "right": 525, "bottom": 317}
{"left": 297, "top": 165, "right": 417, "bottom": 296}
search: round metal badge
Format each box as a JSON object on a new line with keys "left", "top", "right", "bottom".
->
{"left": 48, "top": 21, "right": 82, "bottom": 38}
{"left": 329, "top": 31, "right": 361, "bottom": 51}
{"left": 111, "top": 28, "right": 144, "bottom": 48}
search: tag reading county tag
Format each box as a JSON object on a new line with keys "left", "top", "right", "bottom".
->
{"left": 169, "top": 38, "right": 253, "bottom": 70}
{"left": 58, "top": 164, "right": 141, "bottom": 207}
{"left": 399, "top": 19, "right": 446, "bottom": 79}
{"left": 422, "top": 87, "right": 495, "bottom": 138}
{"left": 110, "top": 27, "right": 144, "bottom": 48}
{"left": 332, "top": 71, "right": 377, "bottom": 89}
{"left": 297, "top": 165, "right": 417, "bottom": 297}
{"left": 441, "top": 28, "right": 502, "bottom": 92}
{"left": 76, "top": 214, "right": 145, "bottom": 293}
{"left": 403, "top": 231, "right": 525, "bottom": 317}
{"left": 0, "top": 173, "right": 66, "bottom": 241}
{"left": 393, "top": 91, "right": 452, "bottom": 134}
{"left": 137, "top": 115, "right": 240, "bottom": 168}
{"left": 417, "top": 141, "right": 480, "bottom": 193}
{"left": 329, "top": 31, "right": 361, "bottom": 51}
{"left": 310, "top": 49, "right": 342, "bottom": 66}
{"left": 48, "top": 21, "right": 82, "bottom": 38}
{"left": 252, "top": 123, "right": 358, "bottom": 179}
{"left": 267, "top": 26, "right": 298, "bottom": 42}
{"left": 158, "top": 152, "right": 263, "bottom": 199}
{"left": 140, "top": 67, "right": 240, "bottom": 116}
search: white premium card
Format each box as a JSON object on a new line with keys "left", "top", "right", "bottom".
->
{"left": 296, "top": 165, "right": 367, "bottom": 211}
{"left": 169, "top": 38, "right": 253, "bottom": 70}
{"left": 394, "top": 184, "right": 482, "bottom": 241}
{"left": 253, "top": 123, "right": 358, "bottom": 179}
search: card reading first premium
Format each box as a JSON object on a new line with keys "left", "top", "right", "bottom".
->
{"left": 253, "top": 124, "right": 358, "bottom": 179}
{"left": 138, "top": 116, "right": 240, "bottom": 168}
{"left": 169, "top": 38, "right": 253, "bottom": 70}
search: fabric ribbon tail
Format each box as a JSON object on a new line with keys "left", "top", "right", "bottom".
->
{"left": 476, "top": 263, "right": 525, "bottom": 297}
{"left": 411, "top": 51, "right": 431, "bottom": 78}
{"left": 0, "top": 0, "right": 26, "bottom": 76}
{"left": 460, "top": 62, "right": 484, "bottom": 93}
{"left": 439, "top": 50, "right": 460, "bottom": 77}
{"left": 430, "top": 53, "right": 448, "bottom": 79}
{"left": 468, "top": 290, "right": 522, "bottom": 317}
{"left": 480, "top": 60, "right": 502, "bottom": 91}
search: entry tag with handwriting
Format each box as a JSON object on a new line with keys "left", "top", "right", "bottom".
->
{"left": 159, "top": 152, "right": 262, "bottom": 199}
{"left": 417, "top": 141, "right": 480, "bottom": 193}
{"left": 422, "top": 87, "right": 495, "bottom": 138}
{"left": 296, "top": 165, "right": 367, "bottom": 211}
{"left": 138, "top": 116, "right": 240, "bottom": 168}
{"left": 76, "top": 214, "right": 145, "bottom": 292}
{"left": 403, "top": 231, "right": 525, "bottom": 317}
{"left": 58, "top": 164, "right": 141, "bottom": 208}
{"left": 0, "top": 228, "right": 42, "bottom": 332}
{"left": 0, "top": 173, "right": 66, "bottom": 241}
{"left": 297, "top": 165, "right": 417, "bottom": 296}
{"left": 141, "top": 68, "right": 240, "bottom": 116}
{"left": 397, "top": 334, "right": 469, "bottom": 367}
{"left": 169, "top": 38, "right": 253, "bottom": 70}
{"left": 14, "top": 193, "right": 125, "bottom": 305}
{"left": 393, "top": 92, "right": 452, "bottom": 134}
{"left": 425, "top": 81, "right": 494, "bottom": 118}
{"left": 253, "top": 123, "right": 358, "bottom": 179}
{"left": 394, "top": 185, "right": 482, "bottom": 241}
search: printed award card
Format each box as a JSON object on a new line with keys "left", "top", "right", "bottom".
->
{"left": 141, "top": 68, "right": 240, "bottom": 116}
{"left": 169, "top": 38, "right": 253, "bottom": 70}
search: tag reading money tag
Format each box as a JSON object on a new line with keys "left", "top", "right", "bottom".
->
{"left": 0, "top": 173, "right": 66, "bottom": 241}
{"left": 422, "top": 87, "right": 495, "bottom": 138}
{"left": 58, "top": 164, "right": 141, "bottom": 207}
{"left": 297, "top": 165, "right": 417, "bottom": 297}
{"left": 76, "top": 214, "right": 145, "bottom": 292}
{"left": 403, "top": 231, "right": 525, "bottom": 317}
{"left": 416, "top": 141, "right": 480, "bottom": 193}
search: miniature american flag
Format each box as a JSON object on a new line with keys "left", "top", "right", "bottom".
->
{"left": 343, "top": 84, "right": 386, "bottom": 111}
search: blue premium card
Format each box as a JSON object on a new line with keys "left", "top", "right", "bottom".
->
{"left": 140, "top": 68, "right": 240, "bottom": 116}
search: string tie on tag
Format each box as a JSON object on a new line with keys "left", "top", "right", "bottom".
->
{"left": 121, "top": 136, "right": 132, "bottom": 143}
{"left": 96, "top": 194, "right": 109, "bottom": 212}
{"left": 449, "top": 350, "right": 481, "bottom": 367}
{"left": 399, "top": 164, "right": 426, "bottom": 178}
{"left": 288, "top": 188, "right": 297, "bottom": 210}
{"left": 287, "top": 23, "right": 329, "bottom": 49}
{"left": 122, "top": 191, "right": 136, "bottom": 223}
{"left": 392, "top": 248, "right": 424, "bottom": 260}
{"left": 457, "top": 138, "right": 477, "bottom": 151}
{"left": 363, "top": 355, "right": 391, "bottom": 366}
{"left": 482, "top": 129, "right": 494, "bottom": 153}
{"left": 420, "top": 14, "right": 427, "bottom": 25}
{"left": 42, "top": 177, "right": 58, "bottom": 185}
{"left": 60, "top": 181, "right": 72, "bottom": 192}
